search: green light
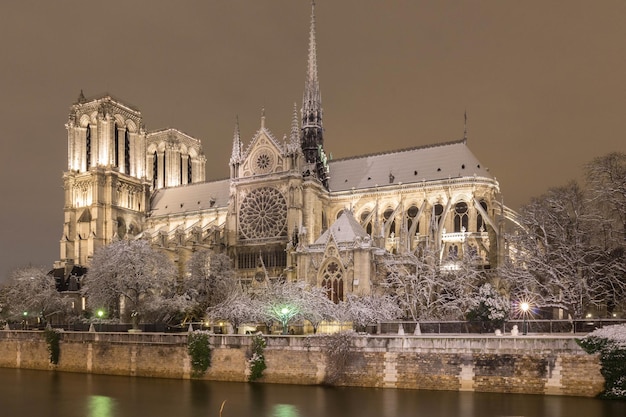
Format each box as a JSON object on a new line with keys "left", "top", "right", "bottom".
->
{"left": 281, "top": 307, "right": 290, "bottom": 314}
{"left": 23, "top": 311, "right": 28, "bottom": 316}
{"left": 97, "top": 310, "right": 104, "bottom": 318}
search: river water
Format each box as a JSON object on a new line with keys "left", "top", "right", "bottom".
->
{"left": 1, "top": 368, "right": 625, "bottom": 417}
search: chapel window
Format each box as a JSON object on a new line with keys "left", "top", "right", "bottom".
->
{"left": 407, "top": 204, "right": 419, "bottom": 233}
{"left": 114, "top": 123, "right": 119, "bottom": 167}
{"left": 188, "top": 157, "right": 192, "bottom": 184}
{"left": 384, "top": 208, "right": 396, "bottom": 237}
{"left": 152, "top": 151, "right": 158, "bottom": 189}
{"left": 360, "top": 211, "right": 372, "bottom": 235}
{"left": 321, "top": 261, "right": 344, "bottom": 303}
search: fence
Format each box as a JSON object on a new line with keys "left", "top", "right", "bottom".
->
{"left": 378, "top": 319, "right": 626, "bottom": 335}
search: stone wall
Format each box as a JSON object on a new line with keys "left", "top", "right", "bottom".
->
{"left": 0, "top": 331, "right": 604, "bottom": 397}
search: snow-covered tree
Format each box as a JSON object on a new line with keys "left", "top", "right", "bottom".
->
{"left": 381, "top": 247, "right": 484, "bottom": 321}
{"left": 500, "top": 182, "right": 622, "bottom": 319}
{"left": 206, "top": 290, "right": 260, "bottom": 334}
{"left": 182, "top": 250, "right": 238, "bottom": 322}
{"left": 81, "top": 240, "right": 179, "bottom": 328}
{"left": 257, "top": 280, "right": 306, "bottom": 334}
{"left": 298, "top": 284, "right": 337, "bottom": 334}
{"left": 0, "top": 266, "right": 73, "bottom": 325}
{"left": 466, "top": 282, "right": 510, "bottom": 330}
{"left": 341, "top": 293, "right": 401, "bottom": 332}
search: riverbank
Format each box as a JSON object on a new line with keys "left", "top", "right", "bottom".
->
{"left": 0, "top": 331, "right": 604, "bottom": 397}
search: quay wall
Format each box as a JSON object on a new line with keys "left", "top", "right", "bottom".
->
{"left": 0, "top": 331, "right": 604, "bottom": 397}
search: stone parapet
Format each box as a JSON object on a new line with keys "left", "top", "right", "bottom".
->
{"left": 0, "top": 331, "right": 604, "bottom": 397}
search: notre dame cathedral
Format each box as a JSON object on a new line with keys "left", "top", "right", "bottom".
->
{"left": 54, "top": 3, "right": 518, "bottom": 301}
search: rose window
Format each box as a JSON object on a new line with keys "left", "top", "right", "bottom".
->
{"left": 239, "top": 187, "right": 287, "bottom": 239}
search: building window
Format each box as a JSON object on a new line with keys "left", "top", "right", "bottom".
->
{"left": 152, "top": 151, "right": 158, "bottom": 189}
{"left": 85, "top": 125, "right": 91, "bottom": 170}
{"left": 321, "top": 260, "right": 344, "bottom": 303}
{"left": 124, "top": 128, "right": 130, "bottom": 174}
{"left": 384, "top": 208, "right": 395, "bottom": 237}
{"left": 114, "top": 124, "right": 119, "bottom": 167}
{"left": 188, "top": 157, "right": 192, "bottom": 184}
{"left": 454, "top": 202, "right": 469, "bottom": 233}
{"left": 360, "top": 211, "right": 372, "bottom": 235}
{"left": 407, "top": 204, "right": 419, "bottom": 234}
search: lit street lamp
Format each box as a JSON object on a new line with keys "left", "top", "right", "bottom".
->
{"left": 97, "top": 309, "right": 105, "bottom": 332}
{"left": 280, "top": 307, "right": 290, "bottom": 335}
{"left": 520, "top": 302, "right": 530, "bottom": 335}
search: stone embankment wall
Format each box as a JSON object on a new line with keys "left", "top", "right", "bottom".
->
{"left": 0, "top": 331, "right": 604, "bottom": 397}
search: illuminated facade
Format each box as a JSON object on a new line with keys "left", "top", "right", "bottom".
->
{"left": 56, "top": 3, "right": 517, "bottom": 298}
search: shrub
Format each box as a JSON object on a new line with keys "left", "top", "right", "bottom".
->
{"left": 248, "top": 335, "right": 267, "bottom": 382}
{"left": 577, "top": 324, "right": 626, "bottom": 399}
{"left": 187, "top": 331, "right": 212, "bottom": 377}
{"left": 322, "top": 331, "right": 355, "bottom": 385}
{"left": 44, "top": 327, "right": 61, "bottom": 365}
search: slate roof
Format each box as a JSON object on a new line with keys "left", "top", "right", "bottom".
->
{"left": 149, "top": 179, "right": 230, "bottom": 217}
{"left": 314, "top": 211, "right": 369, "bottom": 245}
{"left": 327, "top": 139, "right": 492, "bottom": 192}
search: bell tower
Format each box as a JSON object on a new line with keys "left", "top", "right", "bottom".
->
{"left": 59, "top": 92, "right": 150, "bottom": 271}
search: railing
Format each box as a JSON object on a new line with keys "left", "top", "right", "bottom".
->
{"left": 378, "top": 319, "right": 626, "bottom": 335}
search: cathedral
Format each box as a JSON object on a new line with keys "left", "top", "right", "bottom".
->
{"left": 54, "top": 3, "right": 517, "bottom": 301}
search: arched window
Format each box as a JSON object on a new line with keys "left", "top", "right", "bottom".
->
{"left": 124, "top": 128, "right": 131, "bottom": 174}
{"left": 85, "top": 125, "right": 91, "bottom": 170}
{"left": 188, "top": 157, "right": 192, "bottom": 184}
{"left": 384, "top": 208, "right": 395, "bottom": 237}
{"left": 336, "top": 209, "right": 344, "bottom": 220}
{"left": 360, "top": 211, "right": 372, "bottom": 235}
{"left": 114, "top": 123, "right": 119, "bottom": 167}
{"left": 152, "top": 151, "right": 158, "bottom": 189}
{"left": 180, "top": 155, "right": 183, "bottom": 185}
{"left": 321, "top": 260, "right": 344, "bottom": 303}
{"left": 454, "top": 202, "right": 469, "bottom": 233}
{"left": 407, "top": 204, "right": 419, "bottom": 233}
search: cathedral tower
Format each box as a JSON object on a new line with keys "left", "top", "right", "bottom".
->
{"left": 59, "top": 93, "right": 150, "bottom": 271}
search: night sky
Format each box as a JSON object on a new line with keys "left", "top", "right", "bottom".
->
{"left": 1, "top": 1, "right": 625, "bottom": 280}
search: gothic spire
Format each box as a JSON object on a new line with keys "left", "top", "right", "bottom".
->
{"left": 230, "top": 116, "right": 242, "bottom": 165}
{"left": 302, "top": 0, "right": 322, "bottom": 132}
{"left": 300, "top": 1, "right": 328, "bottom": 189}
{"left": 289, "top": 102, "right": 300, "bottom": 153}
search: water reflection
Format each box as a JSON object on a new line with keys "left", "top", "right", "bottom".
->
{"left": 271, "top": 404, "right": 300, "bottom": 417}
{"left": 86, "top": 395, "right": 117, "bottom": 417}
{"left": 0, "top": 368, "right": 625, "bottom": 417}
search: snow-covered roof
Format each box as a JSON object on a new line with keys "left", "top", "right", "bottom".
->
{"left": 149, "top": 179, "right": 229, "bottom": 216}
{"left": 314, "top": 211, "right": 369, "bottom": 245}
{"left": 327, "top": 139, "right": 493, "bottom": 192}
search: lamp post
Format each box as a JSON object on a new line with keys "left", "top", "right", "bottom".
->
{"left": 280, "top": 307, "right": 290, "bottom": 335}
{"left": 97, "top": 309, "right": 104, "bottom": 332}
{"left": 520, "top": 302, "right": 530, "bottom": 335}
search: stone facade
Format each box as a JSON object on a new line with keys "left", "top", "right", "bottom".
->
{"left": 0, "top": 332, "right": 604, "bottom": 397}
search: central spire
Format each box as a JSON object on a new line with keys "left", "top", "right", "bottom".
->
{"left": 302, "top": 0, "right": 321, "bottom": 129}
{"left": 301, "top": 0, "right": 328, "bottom": 189}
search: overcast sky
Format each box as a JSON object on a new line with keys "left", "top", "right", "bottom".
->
{"left": 1, "top": 0, "right": 625, "bottom": 280}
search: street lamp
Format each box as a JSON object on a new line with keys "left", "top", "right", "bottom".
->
{"left": 520, "top": 302, "right": 530, "bottom": 335}
{"left": 97, "top": 309, "right": 105, "bottom": 332}
{"left": 280, "top": 307, "right": 290, "bottom": 335}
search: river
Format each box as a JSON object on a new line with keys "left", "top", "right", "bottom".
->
{"left": 1, "top": 368, "right": 625, "bottom": 417}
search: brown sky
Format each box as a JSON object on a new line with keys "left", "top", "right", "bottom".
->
{"left": 1, "top": 0, "right": 625, "bottom": 280}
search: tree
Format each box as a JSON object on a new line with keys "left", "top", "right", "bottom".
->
{"left": 81, "top": 240, "right": 179, "bottom": 328}
{"left": 182, "top": 250, "right": 238, "bottom": 323}
{"left": 585, "top": 152, "right": 626, "bottom": 314}
{"left": 206, "top": 290, "right": 260, "bottom": 334}
{"left": 500, "top": 182, "right": 621, "bottom": 319}
{"left": 381, "top": 247, "right": 485, "bottom": 321}
{"left": 341, "top": 293, "right": 401, "bottom": 332}
{"left": 0, "top": 266, "right": 72, "bottom": 326}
